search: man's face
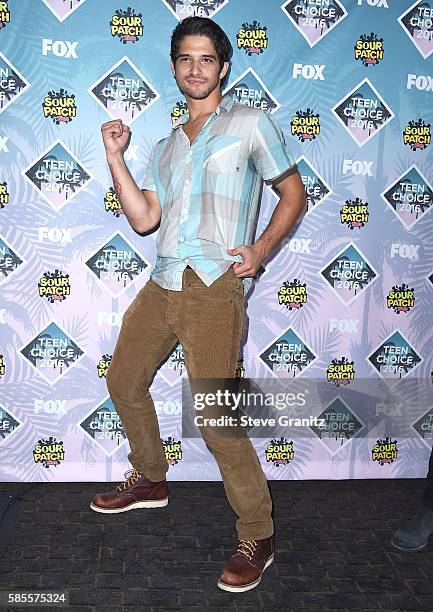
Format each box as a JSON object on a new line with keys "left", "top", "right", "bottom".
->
{"left": 171, "top": 35, "right": 228, "bottom": 101}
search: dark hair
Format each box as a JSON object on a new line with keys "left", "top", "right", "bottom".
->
{"left": 170, "top": 17, "right": 232, "bottom": 70}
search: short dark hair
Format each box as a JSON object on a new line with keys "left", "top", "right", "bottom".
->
{"left": 170, "top": 17, "right": 232, "bottom": 70}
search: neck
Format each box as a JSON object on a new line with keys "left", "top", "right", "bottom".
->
{"left": 186, "top": 89, "right": 223, "bottom": 122}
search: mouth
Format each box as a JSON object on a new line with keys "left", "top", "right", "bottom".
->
{"left": 187, "top": 79, "right": 206, "bottom": 84}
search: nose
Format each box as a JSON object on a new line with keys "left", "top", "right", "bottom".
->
{"left": 189, "top": 59, "right": 203, "bottom": 75}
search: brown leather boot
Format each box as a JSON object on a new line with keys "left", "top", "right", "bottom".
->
{"left": 90, "top": 468, "right": 168, "bottom": 513}
{"left": 217, "top": 535, "right": 274, "bottom": 592}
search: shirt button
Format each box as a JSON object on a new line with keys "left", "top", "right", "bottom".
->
{"left": 179, "top": 237, "right": 185, "bottom": 243}
{"left": 184, "top": 258, "right": 189, "bottom": 263}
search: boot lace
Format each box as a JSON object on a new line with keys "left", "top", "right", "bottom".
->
{"left": 235, "top": 539, "right": 257, "bottom": 561}
{"left": 116, "top": 468, "right": 142, "bottom": 492}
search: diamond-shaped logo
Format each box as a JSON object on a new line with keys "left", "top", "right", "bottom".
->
{"left": 85, "top": 232, "right": 149, "bottom": 298}
{"left": 289, "top": 156, "right": 331, "bottom": 215}
{"left": 41, "top": 0, "right": 88, "bottom": 22}
{"left": 413, "top": 408, "right": 433, "bottom": 448}
{"left": 161, "top": 0, "right": 229, "bottom": 20}
{"left": 281, "top": 0, "right": 347, "bottom": 47}
{"left": 22, "top": 140, "right": 92, "bottom": 212}
{"left": 321, "top": 243, "right": 377, "bottom": 305}
{"left": 332, "top": 78, "right": 394, "bottom": 147}
{"left": 367, "top": 329, "right": 422, "bottom": 384}
{"left": 20, "top": 321, "right": 84, "bottom": 385}
{"left": 158, "top": 343, "right": 186, "bottom": 387}
{"left": 79, "top": 396, "right": 127, "bottom": 456}
{"left": 398, "top": 1, "right": 433, "bottom": 59}
{"left": 0, "top": 236, "right": 24, "bottom": 285}
{"left": 0, "top": 51, "right": 30, "bottom": 115}
{"left": 259, "top": 327, "right": 317, "bottom": 378}
{"left": 310, "top": 397, "right": 364, "bottom": 456}
{"left": 223, "top": 68, "right": 280, "bottom": 114}
{"left": 88, "top": 56, "right": 160, "bottom": 125}
{"left": 381, "top": 165, "right": 433, "bottom": 229}
{"left": 0, "top": 404, "right": 22, "bottom": 443}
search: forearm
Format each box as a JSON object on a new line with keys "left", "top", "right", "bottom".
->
{"left": 106, "top": 153, "right": 157, "bottom": 232}
{"left": 253, "top": 180, "right": 306, "bottom": 259}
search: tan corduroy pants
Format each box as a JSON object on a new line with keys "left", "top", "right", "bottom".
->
{"left": 106, "top": 266, "right": 273, "bottom": 539}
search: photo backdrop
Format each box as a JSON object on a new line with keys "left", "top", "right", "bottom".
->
{"left": 1, "top": 0, "right": 433, "bottom": 483}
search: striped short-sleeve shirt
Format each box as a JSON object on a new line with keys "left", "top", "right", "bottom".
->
{"left": 142, "top": 94, "right": 297, "bottom": 293}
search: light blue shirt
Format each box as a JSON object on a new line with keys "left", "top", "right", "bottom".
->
{"left": 142, "top": 95, "right": 297, "bottom": 293}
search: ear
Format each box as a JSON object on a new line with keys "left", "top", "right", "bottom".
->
{"left": 219, "top": 61, "right": 229, "bottom": 81}
{"left": 170, "top": 61, "right": 175, "bottom": 77}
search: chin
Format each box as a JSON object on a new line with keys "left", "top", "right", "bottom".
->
{"left": 187, "top": 90, "right": 212, "bottom": 100}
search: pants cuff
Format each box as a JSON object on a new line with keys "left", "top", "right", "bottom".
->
{"left": 237, "top": 528, "right": 274, "bottom": 540}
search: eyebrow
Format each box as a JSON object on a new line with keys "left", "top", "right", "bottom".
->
{"left": 176, "top": 53, "right": 217, "bottom": 59}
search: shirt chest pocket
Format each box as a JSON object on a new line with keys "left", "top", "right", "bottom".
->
{"left": 204, "top": 135, "right": 242, "bottom": 175}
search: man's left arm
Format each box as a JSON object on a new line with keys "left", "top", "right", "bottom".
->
{"left": 228, "top": 111, "right": 306, "bottom": 277}
{"left": 229, "top": 172, "right": 305, "bottom": 276}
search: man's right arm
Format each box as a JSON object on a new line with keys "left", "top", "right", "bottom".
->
{"left": 102, "top": 119, "right": 161, "bottom": 233}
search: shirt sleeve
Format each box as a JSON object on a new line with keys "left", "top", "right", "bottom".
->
{"left": 142, "top": 145, "right": 157, "bottom": 191}
{"left": 250, "top": 111, "right": 297, "bottom": 183}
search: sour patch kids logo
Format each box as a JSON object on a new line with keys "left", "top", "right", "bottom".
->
{"left": 265, "top": 438, "right": 294, "bottom": 466}
{"left": 236, "top": 21, "right": 268, "bottom": 55}
{"left": 277, "top": 279, "right": 307, "bottom": 309}
{"left": 38, "top": 270, "right": 70, "bottom": 303}
{"left": 403, "top": 119, "right": 431, "bottom": 151}
{"left": 291, "top": 109, "right": 320, "bottom": 142}
{"left": 354, "top": 33, "right": 384, "bottom": 66}
{"left": 110, "top": 8, "right": 143, "bottom": 43}
{"left": 387, "top": 284, "right": 415, "bottom": 314}
{"left": 42, "top": 89, "right": 76, "bottom": 124}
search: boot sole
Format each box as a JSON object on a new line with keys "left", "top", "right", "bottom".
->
{"left": 217, "top": 554, "right": 274, "bottom": 593}
{"left": 89, "top": 497, "right": 168, "bottom": 513}
{"left": 391, "top": 538, "right": 428, "bottom": 552}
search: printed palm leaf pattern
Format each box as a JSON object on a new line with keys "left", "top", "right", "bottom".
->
{"left": 0, "top": 218, "right": 62, "bottom": 332}
{"left": 5, "top": 21, "right": 69, "bottom": 149}
{"left": 0, "top": 374, "right": 59, "bottom": 483}
{"left": 2, "top": 0, "right": 433, "bottom": 483}
{"left": 406, "top": 159, "right": 433, "bottom": 349}
{"left": 392, "top": 437, "right": 431, "bottom": 479}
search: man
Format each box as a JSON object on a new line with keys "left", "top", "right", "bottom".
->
{"left": 391, "top": 447, "right": 433, "bottom": 551}
{"left": 90, "top": 16, "right": 305, "bottom": 592}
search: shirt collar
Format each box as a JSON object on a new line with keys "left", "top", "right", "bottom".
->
{"left": 172, "top": 94, "right": 235, "bottom": 130}
{"left": 216, "top": 94, "right": 235, "bottom": 115}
